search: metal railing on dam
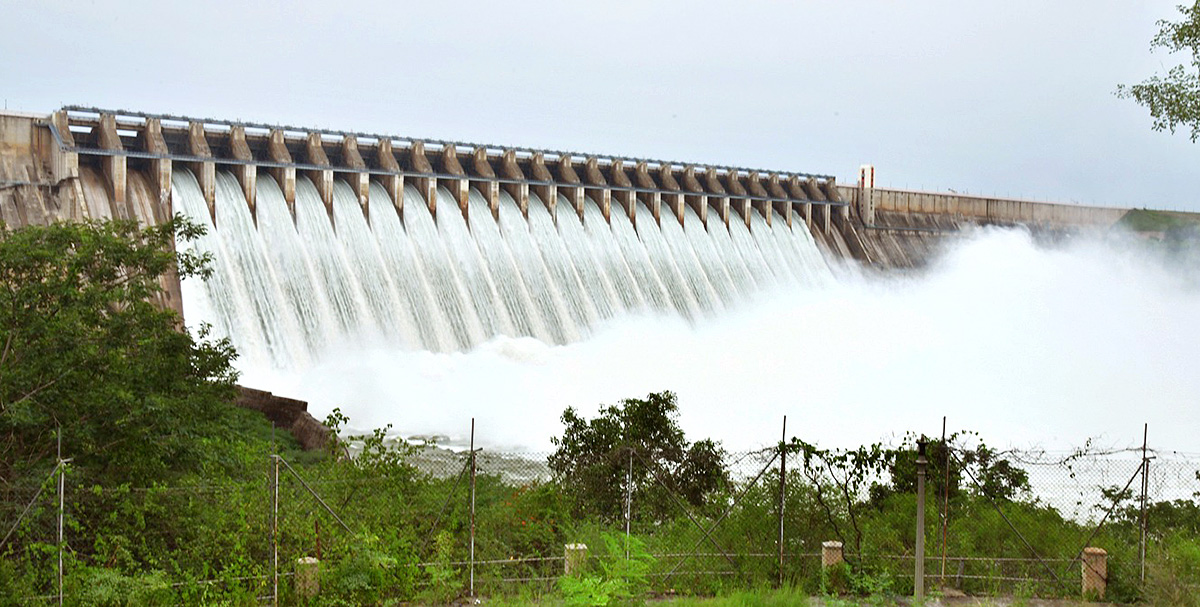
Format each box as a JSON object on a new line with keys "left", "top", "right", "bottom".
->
{"left": 44, "top": 106, "right": 848, "bottom": 234}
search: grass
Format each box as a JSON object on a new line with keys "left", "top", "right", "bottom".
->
{"left": 658, "top": 586, "right": 817, "bottom": 606}
{"left": 1116, "top": 208, "right": 1200, "bottom": 233}
{"left": 482, "top": 586, "right": 1119, "bottom": 606}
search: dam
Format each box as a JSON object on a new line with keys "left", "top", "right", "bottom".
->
{"left": 4, "top": 105, "right": 1195, "bottom": 455}
{"left": 0, "top": 108, "right": 1132, "bottom": 359}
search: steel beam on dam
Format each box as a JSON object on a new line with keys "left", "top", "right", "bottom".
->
{"left": 18, "top": 107, "right": 845, "bottom": 234}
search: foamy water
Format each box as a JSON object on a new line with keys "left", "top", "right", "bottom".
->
{"left": 236, "top": 228, "right": 1200, "bottom": 455}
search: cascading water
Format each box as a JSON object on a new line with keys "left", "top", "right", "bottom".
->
{"left": 464, "top": 189, "right": 559, "bottom": 344}
{"left": 610, "top": 202, "right": 701, "bottom": 319}
{"left": 367, "top": 182, "right": 457, "bottom": 352}
{"left": 680, "top": 206, "right": 738, "bottom": 307}
{"left": 165, "top": 167, "right": 1200, "bottom": 457}
{"left": 210, "top": 173, "right": 303, "bottom": 366}
{"left": 495, "top": 192, "right": 595, "bottom": 336}
{"left": 399, "top": 184, "right": 486, "bottom": 350}
{"left": 295, "top": 177, "right": 374, "bottom": 339}
{"left": 173, "top": 171, "right": 261, "bottom": 358}
{"left": 658, "top": 205, "right": 727, "bottom": 311}
{"left": 435, "top": 187, "right": 517, "bottom": 341}
{"left": 331, "top": 181, "right": 416, "bottom": 346}
{"left": 256, "top": 176, "right": 334, "bottom": 361}
{"left": 578, "top": 199, "right": 653, "bottom": 312}
{"left": 702, "top": 210, "right": 759, "bottom": 295}
{"left": 176, "top": 167, "right": 833, "bottom": 366}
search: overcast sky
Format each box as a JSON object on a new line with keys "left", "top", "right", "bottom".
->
{"left": 4, "top": 0, "right": 1198, "bottom": 211}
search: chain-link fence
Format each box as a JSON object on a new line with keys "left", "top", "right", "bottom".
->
{"left": 2, "top": 426, "right": 1197, "bottom": 605}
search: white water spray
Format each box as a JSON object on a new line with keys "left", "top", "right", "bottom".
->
{"left": 176, "top": 170, "right": 1200, "bottom": 454}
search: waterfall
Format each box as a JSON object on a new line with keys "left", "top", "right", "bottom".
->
{"left": 174, "top": 169, "right": 833, "bottom": 365}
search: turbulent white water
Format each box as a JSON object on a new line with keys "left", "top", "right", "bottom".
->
{"left": 174, "top": 170, "right": 1200, "bottom": 455}
{"left": 173, "top": 168, "right": 833, "bottom": 361}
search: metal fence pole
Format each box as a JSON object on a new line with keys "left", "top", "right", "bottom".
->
{"left": 469, "top": 418, "right": 476, "bottom": 598}
{"left": 777, "top": 416, "right": 786, "bottom": 588}
{"left": 57, "top": 430, "right": 64, "bottom": 607}
{"left": 940, "top": 416, "right": 949, "bottom": 587}
{"left": 625, "top": 448, "right": 632, "bottom": 560}
{"left": 915, "top": 438, "right": 928, "bottom": 603}
{"left": 1139, "top": 423, "right": 1149, "bottom": 584}
{"left": 271, "top": 454, "right": 280, "bottom": 607}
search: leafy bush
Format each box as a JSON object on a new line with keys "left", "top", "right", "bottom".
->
{"left": 67, "top": 566, "right": 173, "bottom": 606}
{"left": 549, "top": 391, "right": 729, "bottom": 523}
{"left": 558, "top": 532, "right": 653, "bottom": 607}
{"left": 1142, "top": 532, "right": 1200, "bottom": 607}
{"left": 0, "top": 217, "right": 239, "bottom": 486}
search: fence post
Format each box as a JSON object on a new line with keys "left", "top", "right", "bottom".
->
{"left": 915, "top": 438, "right": 928, "bottom": 603}
{"left": 777, "top": 416, "right": 787, "bottom": 588}
{"left": 821, "top": 541, "right": 844, "bottom": 567}
{"left": 940, "top": 417, "right": 950, "bottom": 587}
{"left": 1082, "top": 547, "right": 1107, "bottom": 599}
{"left": 625, "top": 447, "right": 632, "bottom": 560}
{"left": 57, "top": 430, "right": 64, "bottom": 607}
{"left": 565, "top": 543, "right": 588, "bottom": 575}
{"left": 1139, "top": 423, "right": 1149, "bottom": 584}
{"left": 271, "top": 454, "right": 280, "bottom": 607}
{"left": 469, "top": 418, "right": 476, "bottom": 598}
{"left": 822, "top": 540, "right": 845, "bottom": 594}
{"left": 296, "top": 557, "right": 320, "bottom": 599}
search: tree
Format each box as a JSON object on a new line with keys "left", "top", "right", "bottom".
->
{"left": 872, "top": 436, "right": 1030, "bottom": 505}
{"left": 1118, "top": 2, "right": 1200, "bottom": 141}
{"left": 0, "top": 216, "right": 239, "bottom": 485}
{"left": 548, "top": 391, "right": 729, "bottom": 522}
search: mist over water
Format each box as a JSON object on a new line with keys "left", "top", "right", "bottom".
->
{"left": 174, "top": 169, "right": 1200, "bottom": 455}
{"left": 239, "top": 229, "right": 1200, "bottom": 455}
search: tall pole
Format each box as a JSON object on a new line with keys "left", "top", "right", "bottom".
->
{"left": 915, "top": 438, "right": 928, "bottom": 603}
{"left": 469, "top": 418, "right": 476, "bottom": 598}
{"left": 57, "top": 429, "right": 63, "bottom": 607}
{"left": 777, "top": 416, "right": 787, "bottom": 588}
{"left": 625, "top": 448, "right": 632, "bottom": 559}
{"left": 271, "top": 455, "right": 279, "bottom": 607}
{"left": 1139, "top": 423, "right": 1149, "bottom": 584}
{"left": 940, "top": 416, "right": 949, "bottom": 586}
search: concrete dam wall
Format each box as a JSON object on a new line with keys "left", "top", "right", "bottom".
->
{"left": 0, "top": 107, "right": 849, "bottom": 232}
{"left": 1, "top": 107, "right": 1136, "bottom": 363}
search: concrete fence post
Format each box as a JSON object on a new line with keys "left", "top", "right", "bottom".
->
{"left": 1082, "top": 547, "right": 1107, "bottom": 600}
{"left": 915, "top": 439, "right": 928, "bottom": 603}
{"left": 565, "top": 543, "right": 588, "bottom": 576}
{"left": 821, "top": 541, "right": 844, "bottom": 568}
{"left": 295, "top": 557, "right": 320, "bottom": 599}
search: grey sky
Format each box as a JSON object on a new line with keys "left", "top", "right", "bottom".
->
{"left": 4, "top": 0, "right": 1198, "bottom": 211}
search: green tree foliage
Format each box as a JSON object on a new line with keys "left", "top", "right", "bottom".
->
{"left": 548, "top": 391, "right": 729, "bottom": 522}
{"left": 1118, "top": 2, "right": 1200, "bottom": 141}
{"left": 881, "top": 438, "right": 1030, "bottom": 503}
{"left": 1100, "top": 471, "right": 1200, "bottom": 536}
{"left": 0, "top": 217, "right": 239, "bottom": 484}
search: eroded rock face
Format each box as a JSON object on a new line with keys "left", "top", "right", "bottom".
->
{"left": 235, "top": 386, "right": 331, "bottom": 451}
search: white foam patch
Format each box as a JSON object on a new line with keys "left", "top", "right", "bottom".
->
{"left": 238, "top": 228, "right": 1200, "bottom": 454}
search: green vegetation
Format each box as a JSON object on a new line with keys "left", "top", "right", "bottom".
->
{"left": 1118, "top": 1, "right": 1200, "bottom": 141}
{"left": 0, "top": 217, "right": 240, "bottom": 485}
{"left": 558, "top": 533, "right": 653, "bottom": 607}
{"left": 549, "top": 391, "right": 729, "bottom": 523}
{"left": 1117, "top": 208, "right": 1200, "bottom": 234}
{"left": 0, "top": 218, "right": 1197, "bottom": 605}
